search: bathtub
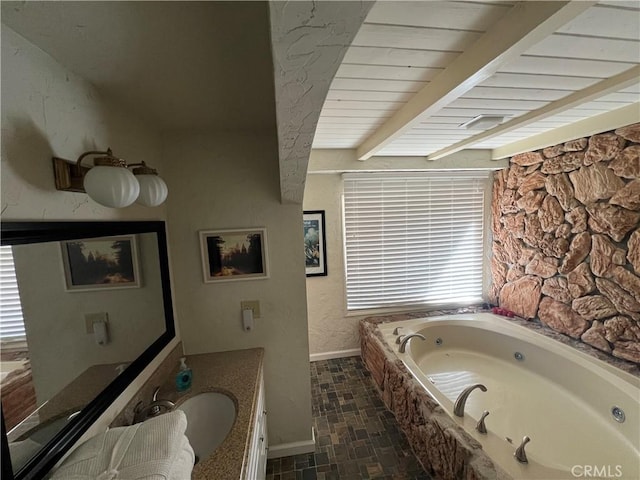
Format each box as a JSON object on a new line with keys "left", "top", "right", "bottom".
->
{"left": 375, "top": 313, "right": 639, "bottom": 480}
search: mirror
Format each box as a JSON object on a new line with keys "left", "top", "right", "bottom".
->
{"left": 0, "top": 221, "right": 175, "bottom": 480}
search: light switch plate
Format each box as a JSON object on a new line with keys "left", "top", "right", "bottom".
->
{"left": 240, "top": 300, "right": 261, "bottom": 318}
{"left": 85, "top": 312, "right": 108, "bottom": 333}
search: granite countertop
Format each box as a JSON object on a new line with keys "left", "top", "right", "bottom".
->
{"left": 10, "top": 363, "right": 121, "bottom": 442}
{"left": 39, "top": 363, "right": 120, "bottom": 422}
{"left": 157, "top": 348, "right": 264, "bottom": 480}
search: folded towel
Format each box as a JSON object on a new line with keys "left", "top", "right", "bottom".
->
{"left": 168, "top": 437, "right": 195, "bottom": 480}
{"left": 50, "top": 410, "right": 193, "bottom": 480}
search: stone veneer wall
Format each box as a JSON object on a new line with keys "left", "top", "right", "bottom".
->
{"left": 490, "top": 123, "right": 640, "bottom": 364}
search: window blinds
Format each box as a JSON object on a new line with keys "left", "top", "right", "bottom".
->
{"left": 343, "top": 172, "right": 488, "bottom": 311}
{"left": 0, "top": 245, "right": 26, "bottom": 342}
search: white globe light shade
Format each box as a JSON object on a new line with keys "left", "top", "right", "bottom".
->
{"left": 135, "top": 174, "right": 168, "bottom": 207}
{"left": 83, "top": 165, "right": 140, "bottom": 208}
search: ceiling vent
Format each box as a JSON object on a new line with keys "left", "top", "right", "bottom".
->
{"left": 459, "top": 114, "right": 506, "bottom": 130}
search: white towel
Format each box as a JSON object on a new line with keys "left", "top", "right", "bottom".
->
{"left": 168, "top": 437, "right": 196, "bottom": 480}
{"left": 50, "top": 410, "right": 194, "bottom": 480}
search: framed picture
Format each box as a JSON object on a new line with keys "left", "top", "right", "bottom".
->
{"left": 304, "top": 210, "right": 327, "bottom": 277}
{"left": 61, "top": 235, "right": 141, "bottom": 291}
{"left": 200, "top": 228, "right": 269, "bottom": 283}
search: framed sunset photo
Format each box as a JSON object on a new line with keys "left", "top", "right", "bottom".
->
{"left": 200, "top": 228, "right": 269, "bottom": 283}
{"left": 60, "top": 235, "right": 141, "bottom": 291}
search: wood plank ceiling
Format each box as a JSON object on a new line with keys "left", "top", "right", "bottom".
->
{"left": 313, "top": 0, "right": 640, "bottom": 159}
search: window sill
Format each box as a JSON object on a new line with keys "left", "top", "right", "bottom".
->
{"left": 345, "top": 299, "right": 485, "bottom": 317}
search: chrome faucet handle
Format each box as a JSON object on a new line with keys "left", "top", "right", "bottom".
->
{"left": 395, "top": 334, "right": 406, "bottom": 344}
{"left": 133, "top": 399, "right": 176, "bottom": 424}
{"left": 67, "top": 410, "right": 82, "bottom": 421}
{"left": 514, "top": 436, "right": 531, "bottom": 464}
{"left": 152, "top": 386, "right": 161, "bottom": 402}
{"left": 149, "top": 387, "right": 164, "bottom": 417}
{"left": 476, "top": 410, "right": 489, "bottom": 434}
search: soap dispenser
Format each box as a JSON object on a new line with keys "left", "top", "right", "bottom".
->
{"left": 176, "top": 357, "right": 193, "bottom": 392}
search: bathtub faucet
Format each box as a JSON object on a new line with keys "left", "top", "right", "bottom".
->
{"left": 453, "top": 383, "right": 487, "bottom": 417}
{"left": 514, "top": 436, "right": 531, "bottom": 463}
{"left": 398, "top": 333, "right": 426, "bottom": 353}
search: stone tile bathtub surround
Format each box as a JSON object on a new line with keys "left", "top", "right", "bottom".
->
{"left": 359, "top": 308, "right": 510, "bottom": 480}
{"left": 491, "top": 123, "right": 640, "bottom": 364}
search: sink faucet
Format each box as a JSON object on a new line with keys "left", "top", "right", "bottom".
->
{"left": 453, "top": 383, "right": 487, "bottom": 417}
{"left": 514, "top": 436, "right": 531, "bottom": 463}
{"left": 133, "top": 387, "right": 175, "bottom": 423}
{"left": 398, "top": 333, "right": 426, "bottom": 353}
{"left": 150, "top": 386, "right": 163, "bottom": 415}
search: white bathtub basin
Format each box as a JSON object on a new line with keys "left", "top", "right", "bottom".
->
{"left": 177, "top": 392, "right": 236, "bottom": 461}
{"left": 379, "top": 313, "right": 640, "bottom": 480}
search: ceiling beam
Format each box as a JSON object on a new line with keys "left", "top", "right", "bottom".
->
{"left": 355, "top": 1, "right": 595, "bottom": 161}
{"left": 307, "top": 149, "right": 505, "bottom": 173}
{"left": 427, "top": 65, "right": 640, "bottom": 160}
{"left": 491, "top": 102, "right": 640, "bottom": 160}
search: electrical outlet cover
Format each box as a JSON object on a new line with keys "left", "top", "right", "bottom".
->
{"left": 240, "top": 300, "right": 260, "bottom": 318}
{"left": 85, "top": 312, "right": 108, "bottom": 333}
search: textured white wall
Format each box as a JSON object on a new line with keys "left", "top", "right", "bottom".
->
{"left": 268, "top": 1, "right": 373, "bottom": 204}
{"left": 303, "top": 173, "right": 368, "bottom": 355}
{"left": 1, "top": 26, "right": 178, "bottom": 449}
{"left": 163, "top": 132, "right": 312, "bottom": 446}
{"left": 1, "top": 26, "right": 165, "bottom": 221}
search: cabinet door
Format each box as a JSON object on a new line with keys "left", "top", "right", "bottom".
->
{"left": 243, "top": 368, "right": 266, "bottom": 480}
{"left": 257, "top": 401, "right": 268, "bottom": 478}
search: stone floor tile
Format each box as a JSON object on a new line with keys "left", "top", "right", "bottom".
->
{"left": 266, "top": 357, "right": 428, "bottom": 480}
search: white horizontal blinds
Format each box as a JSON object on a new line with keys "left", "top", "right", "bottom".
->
{"left": 343, "top": 172, "right": 487, "bottom": 310}
{"left": 0, "top": 245, "right": 26, "bottom": 341}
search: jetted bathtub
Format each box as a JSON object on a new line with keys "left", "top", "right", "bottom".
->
{"left": 376, "top": 313, "right": 639, "bottom": 480}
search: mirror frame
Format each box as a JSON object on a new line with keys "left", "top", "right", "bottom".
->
{"left": 0, "top": 221, "right": 176, "bottom": 480}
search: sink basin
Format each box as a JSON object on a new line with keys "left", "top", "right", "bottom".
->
{"left": 177, "top": 392, "right": 236, "bottom": 461}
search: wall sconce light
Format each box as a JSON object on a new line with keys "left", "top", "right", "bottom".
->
{"left": 53, "top": 148, "right": 168, "bottom": 208}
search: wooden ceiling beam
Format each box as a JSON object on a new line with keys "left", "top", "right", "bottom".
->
{"left": 491, "top": 102, "right": 640, "bottom": 160}
{"left": 355, "top": 1, "right": 595, "bottom": 161}
{"left": 427, "top": 65, "right": 640, "bottom": 160}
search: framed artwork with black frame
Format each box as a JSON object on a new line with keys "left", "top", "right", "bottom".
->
{"left": 304, "top": 210, "right": 327, "bottom": 277}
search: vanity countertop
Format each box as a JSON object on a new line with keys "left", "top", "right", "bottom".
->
{"left": 160, "top": 348, "right": 264, "bottom": 480}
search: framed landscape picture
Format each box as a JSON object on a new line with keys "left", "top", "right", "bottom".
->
{"left": 61, "top": 235, "right": 141, "bottom": 291}
{"left": 200, "top": 228, "right": 269, "bottom": 283}
{"left": 304, "top": 210, "right": 327, "bottom": 277}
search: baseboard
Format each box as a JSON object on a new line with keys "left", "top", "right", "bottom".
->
{"left": 267, "top": 428, "right": 316, "bottom": 459}
{"left": 309, "top": 348, "right": 361, "bottom": 362}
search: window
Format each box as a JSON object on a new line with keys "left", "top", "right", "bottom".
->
{"left": 343, "top": 172, "right": 488, "bottom": 311}
{"left": 0, "top": 245, "right": 26, "bottom": 342}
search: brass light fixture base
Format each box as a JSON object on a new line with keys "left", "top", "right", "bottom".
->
{"left": 52, "top": 157, "right": 90, "bottom": 193}
{"left": 52, "top": 149, "right": 166, "bottom": 208}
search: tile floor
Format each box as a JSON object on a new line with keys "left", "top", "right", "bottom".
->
{"left": 266, "top": 356, "right": 429, "bottom": 480}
